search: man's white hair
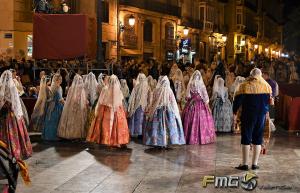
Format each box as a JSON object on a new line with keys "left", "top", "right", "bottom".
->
{"left": 250, "top": 68, "right": 262, "bottom": 78}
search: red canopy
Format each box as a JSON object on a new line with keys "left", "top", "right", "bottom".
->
{"left": 33, "top": 14, "right": 88, "bottom": 60}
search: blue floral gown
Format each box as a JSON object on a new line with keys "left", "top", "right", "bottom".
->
{"left": 42, "top": 88, "right": 64, "bottom": 141}
{"left": 144, "top": 106, "right": 185, "bottom": 147}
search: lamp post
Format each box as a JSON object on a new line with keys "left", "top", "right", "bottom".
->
{"left": 97, "top": 0, "right": 103, "bottom": 66}
{"left": 221, "top": 35, "right": 227, "bottom": 61}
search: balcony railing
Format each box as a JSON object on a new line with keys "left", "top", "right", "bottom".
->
{"left": 183, "top": 17, "right": 204, "bottom": 29}
{"left": 204, "top": 21, "right": 214, "bottom": 32}
{"left": 236, "top": 24, "right": 246, "bottom": 32}
{"left": 120, "top": 0, "right": 181, "bottom": 17}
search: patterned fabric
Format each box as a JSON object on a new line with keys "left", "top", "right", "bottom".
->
{"left": 0, "top": 104, "right": 32, "bottom": 160}
{"left": 86, "top": 105, "right": 129, "bottom": 146}
{"left": 30, "top": 77, "right": 48, "bottom": 132}
{"left": 42, "top": 89, "right": 63, "bottom": 141}
{"left": 211, "top": 93, "right": 233, "bottom": 132}
{"left": 235, "top": 77, "right": 272, "bottom": 96}
{"left": 20, "top": 98, "right": 29, "bottom": 128}
{"left": 182, "top": 92, "right": 216, "bottom": 145}
{"left": 144, "top": 106, "right": 185, "bottom": 147}
{"left": 128, "top": 106, "right": 145, "bottom": 136}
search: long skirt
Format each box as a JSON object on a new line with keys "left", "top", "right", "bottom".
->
{"left": 144, "top": 106, "right": 185, "bottom": 147}
{"left": 0, "top": 108, "right": 32, "bottom": 160}
{"left": 128, "top": 106, "right": 144, "bottom": 136}
{"left": 211, "top": 97, "right": 233, "bottom": 132}
{"left": 43, "top": 103, "right": 63, "bottom": 141}
{"left": 182, "top": 95, "right": 216, "bottom": 145}
{"left": 86, "top": 105, "right": 130, "bottom": 146}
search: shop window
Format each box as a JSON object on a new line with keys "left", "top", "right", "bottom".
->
{"left": 144, "top": 20, "right": 153, "bottom": 42}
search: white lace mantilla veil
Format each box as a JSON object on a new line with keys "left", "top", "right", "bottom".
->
{"left": 148, "top": 76, "right": 180, "bottom": 119}
{"left": 156, "top": 76, "right": 164, "bottom": 89}
{"left": 173, "top": 69, "right": 186, "bottom": 101}
{"left": 147, "top": 76, "right": 155, "bottom": 91}
{"left": 58, "top": 74, "right": 88, "bottom": 138}
{"left": 128, "top": 73, "right": 149, "bottom": 117}
{"left": 31, "top": 75, "right": 48, "bottom": 119}
{"left": 50, "top": 73, "right": 62, "bottom": 95}
{"left": 98, "top": 75, "right": 124, "bottom": 112}
{"left": 0, "top": 70, "right": 23, "bottom": 119}
{"left": 46, "top": 73, "right": 62, "bottom": 120}
{"left": 212, "top": 77, "right": 227, "bottom": 102}
{"left": 98, "top": 73, "right": 105, "bottom": 85}
{"left": 84, "top": 72, "right": 98, "bottom": 106}
{"left": 186, "top": 70, "right": 209, "bottom": 104}
{"left": 232, "top": 76, "right": 245, "bottom": 96}
{"left": 120, "top": 79, "right": 130, "bottom": 98}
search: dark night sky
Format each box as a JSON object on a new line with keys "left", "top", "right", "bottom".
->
{"left": 283, "top": 0, "right": 300, "bottom": 54}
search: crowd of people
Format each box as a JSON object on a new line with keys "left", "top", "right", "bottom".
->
{"left": 0, "top": 51, "right": 299, "bottom": 180}
{"left": 1, "top": 52, "right": 299, "bottom": 100}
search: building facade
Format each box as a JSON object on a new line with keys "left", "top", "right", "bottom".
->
{"left": 0, "top": 0, "right": 33, "bottom": 59}
{"left": 0, "top": 0, "right": 283, "bottom": 64}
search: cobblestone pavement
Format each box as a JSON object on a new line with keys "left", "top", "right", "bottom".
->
{"left": 16, "top": 130, "right": 300, "bottom": 193}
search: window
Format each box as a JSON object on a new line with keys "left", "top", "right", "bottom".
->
{"left": 144, "top": 20, "right": 153, "bottom": 42}
{"left": 200, "top": 6, "right": 205, "bottom": 22}
{"left": 165, "top": 23, "right": 174, "bottom": 40}
{"left": 236, "top": 8, "right": 242, "bottom": 25}
{"left": 206, "top": 6, "right": 214, "bottom": 22}
{"left": 102, "top": 0, "right": 109, "bottom": 23}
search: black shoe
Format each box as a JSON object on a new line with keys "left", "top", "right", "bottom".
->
{"left": 235, "top": 164, "right": 249, "bottom": 171}
{"left": 251, "top": 165, "right": 260, "bottom": 170}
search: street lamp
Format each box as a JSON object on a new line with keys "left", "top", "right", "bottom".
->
{"left": 254, "top": 44, "right": 258, "bottom": 49}
{"left": 265, "top": 48, "right": 269, "bottom": 53}
{"left": 183, "top": 26, "right": 189, "bottom": 36}
{"left": 222, "top": 35, "right": 227, "bottom": 42}
{"left": 128, "top": 15, "right": 135, "bottom": 26}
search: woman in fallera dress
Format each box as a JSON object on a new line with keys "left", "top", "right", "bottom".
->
{"left": 128, "top": 73, "right": 150, "bottom": 137}
{"left": 84, "top": 72, "right": 99, "bottom": 131}
{"left": 43, "top": 73, "right": 64, "bottom": 141}
{"left": 144, "top": 76, "right": 185, "bottom": 147}
{"left": 58, "top": 74, "right": 88, "bottom": 139}
{"left": 172, "top": 69, "right": 186, "bottom": 112}
{"left": 29, "top": 75, "right": 49, "bottom": 132}
{"left": 120, "top": 79, "right": 130, "bottom": 111}
{"left": 211, "top": 77, "right": 233, "bottom": 133}
{"left": 86, "top": 75, "right": 129, "bottom": 147}
{"left": 0, "top": 70, "right": 32, "bottom": 160}
{"left": 182, "top": 70, "right": 216, "bottom": 145}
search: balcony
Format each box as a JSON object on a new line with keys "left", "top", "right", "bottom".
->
{"left": 119, "top": 0, "right": 181, "bottom": 17}
{"left": 236, "top": 24, "right": 246, "bottom": 33}
{"left": 204, "top": 21, "right": 214, "bottom": 32}
{"left": 183, "top": 17, "right": 204, "bottom": 29}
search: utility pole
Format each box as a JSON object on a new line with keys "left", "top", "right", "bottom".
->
{"left": 97, "top": 0, "right": 103, "bottom": 66}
